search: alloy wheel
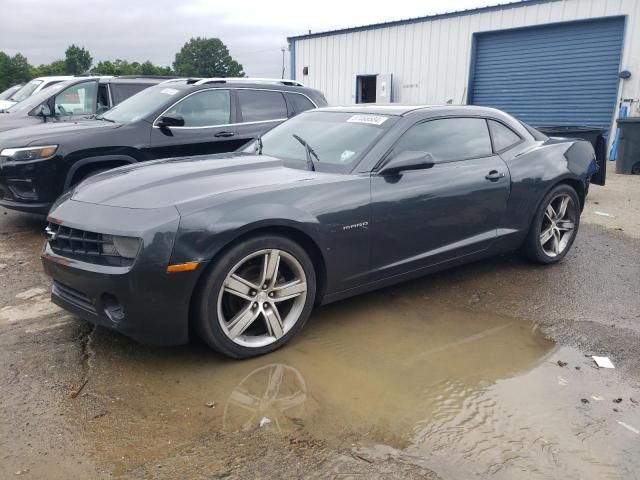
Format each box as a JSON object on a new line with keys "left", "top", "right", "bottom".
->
{"left": 217, "top": 249, "right": 308, "bottom": 348}
{"left": 539, "top": 193, "right": 576, "bottom": 257}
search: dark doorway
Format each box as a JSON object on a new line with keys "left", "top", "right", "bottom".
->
{"left": 356, "top": 75, "right": 377, "bottom": 104}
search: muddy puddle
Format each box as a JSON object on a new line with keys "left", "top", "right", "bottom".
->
{"left": 70, "top": 285, "right": 640, "bottom": 479}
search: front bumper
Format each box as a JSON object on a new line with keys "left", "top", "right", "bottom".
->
{"left": 41, "top": 199, "right": 201, "bottom": 346}
{"left": 0, "top": 155, "right": 62, "bottom": 213}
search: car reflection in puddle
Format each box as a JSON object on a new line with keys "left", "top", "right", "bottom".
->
{"left": 78, "top": 286, "right": 639, "bottom": 478}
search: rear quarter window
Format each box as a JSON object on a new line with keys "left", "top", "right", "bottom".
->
{"left": 488, "top": 120, "right": 522, "bottom": 152}
{"left": 285, "top": 93, "right": 315, "bottom": 115}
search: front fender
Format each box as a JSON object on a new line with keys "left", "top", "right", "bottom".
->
{"left": 170, "top": 202, "right": 323, "bottom": 266}
{"left": 64, "top": 154, "right": 138, "bottom": 189}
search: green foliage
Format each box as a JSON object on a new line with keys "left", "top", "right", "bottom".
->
{"left": 91, "top": 59, "right": 173, "bottom": 76}
{"left": 64, "top": 44, "right": 93, "bottom": 75}
{"left": 173, "top": 37, "right": 244, "bottom": 77}
{"left": 0, "top": 37, "right": 244, "bottom": 92}
{"left": 33, "top": 60, "right": 67, "bottom": 76}
{"left": 0, "top": 53, "right": 33, "bottom": 91}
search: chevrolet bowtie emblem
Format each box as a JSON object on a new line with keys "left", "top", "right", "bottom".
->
{"left": 45, "top": 226, "right": 57, "bottom": 242}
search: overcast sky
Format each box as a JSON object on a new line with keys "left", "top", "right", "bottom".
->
{"left": 1, "top": 0, "right": 503, "bottom": 77}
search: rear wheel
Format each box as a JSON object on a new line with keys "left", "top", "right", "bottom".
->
{"left": 520, "top": 184, "right": 580, "bottom": 264}
{"left": 196, "top": 235, "right": 316, "bottom": 358}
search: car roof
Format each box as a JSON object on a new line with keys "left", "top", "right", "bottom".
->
{"left": 32, "top": 76, "right": 75, "bottom": 81}
{"left": 316, "top": 105, "right": 429, "bottom": 116}
{"left": 315, "top": 104, "right": 509, "bottom": 117}
{"left": 159, "top": 78, "right": 314, "bottom": 92}
{"left": 106, "top": 76, "right": 175, "bottom": 85}
{"left": 28, "top": 76, "right": 169, "bottom": 86}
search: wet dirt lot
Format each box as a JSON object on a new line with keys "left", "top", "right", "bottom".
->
{"left": 1, "top": 178, "right": 640, "bottom": 479}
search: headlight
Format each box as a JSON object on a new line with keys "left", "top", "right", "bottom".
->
{"left": 101, "top": 234, "right": 141, "bottom": 259}
{"left": 0, "top": 145, "right": 58, "bottom": 161}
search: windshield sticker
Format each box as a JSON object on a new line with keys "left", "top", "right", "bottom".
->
{"left": 340, "top": 150, "right": 356, "bottom": 162}
{"left": 160, "top": 88, "right": 179, "bottom": 95}
{"left": 347, "top": 114, "right": 388, "bottom": 126}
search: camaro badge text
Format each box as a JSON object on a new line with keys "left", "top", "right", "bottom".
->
{"left": 342, "top": 221, "right": 369, "bottom": 231}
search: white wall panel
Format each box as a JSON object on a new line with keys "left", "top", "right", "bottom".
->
{"left": 293, "top": 0, "right": 640, "bottom": 127}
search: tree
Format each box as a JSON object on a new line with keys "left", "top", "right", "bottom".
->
{"left": 173, "top": 37, "right": 244, "bottom": 77}
{"left": 91, "top": 59, "right": 172, "bottom": 76}
{"left": 64, "top": 44, "right": 92, "bottom": 74}
{"left": 0, "top": 53, "right": 33, "bottom": 91}
{"left": 33, "top": 60, "right": 66, "bottom": 76}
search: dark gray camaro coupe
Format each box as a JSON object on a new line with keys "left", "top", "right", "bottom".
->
{"left": 41, "top": 105, "right": 601, "bottom": 358}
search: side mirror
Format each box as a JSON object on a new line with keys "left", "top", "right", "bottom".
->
{"left": 379, "top": 150, "right": 435, "bottom": 175}
{"left": 156, "top": 114, "right": 185, "bottom": 128}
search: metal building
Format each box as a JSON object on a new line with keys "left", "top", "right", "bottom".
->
{"left": 287, "top": 0, "right": 640, "bottom": 135}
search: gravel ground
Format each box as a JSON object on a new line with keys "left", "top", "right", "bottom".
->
{"left": 0, "top": 171, "right": 639, "bottom": 479}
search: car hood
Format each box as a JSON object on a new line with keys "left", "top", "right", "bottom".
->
{"left": 71, "top": 154, "right": 334, "bottom": 210}
{"left": 0, "top": 119, "right": 121, "bottom": 147}
{"left": 0, "top": 100, "right": 17, "bottom": 110}
{"left": 0, "top": 113, "right": 41, "bottom": 133}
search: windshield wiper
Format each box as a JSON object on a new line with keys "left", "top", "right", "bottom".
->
{"left": 98, "top": 116, "right": 115, "bottom": 123}
{"left": 292, "top": 134, "right": 320, "bottom": 172}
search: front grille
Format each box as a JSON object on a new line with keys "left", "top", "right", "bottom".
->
{"left": 52, "top": 280, "right": 97, "bottom": 315}
{"left": 46, "top": 222, "right": 132, "bottom": 266}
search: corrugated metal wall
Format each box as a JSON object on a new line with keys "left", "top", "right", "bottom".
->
{"left": 470, "top": 16, "right": 625, "bottom": 130}
{"left": 292, "top": 0, "right": 640, "bottom": 132}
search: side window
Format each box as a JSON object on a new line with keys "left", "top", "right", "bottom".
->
{"left": 392, "top": 118, "right": 492, "bottom": 163}
{"left": 285, "top": 93, "right": 315, "bottom": 115}
{"left": 488, "top": 119, "right": 522, "bottom": 152}
{"left": 110, "top": 84, "right": 149, "bottom": 105}
{"left": 165, "top": 89, "right": 230, "bottom": 127}
{"left": 238, "top": 90, "right": 287, "bottom": 122}
{"left": 54, "top": 81, "right": 98, "bottom": 116}
{"left": 97, "top": 85, "right": 109, "bottom": 113}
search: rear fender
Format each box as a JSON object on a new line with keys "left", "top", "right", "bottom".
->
{"left": 499, "top": 140, "right": 590, "bottom": 246}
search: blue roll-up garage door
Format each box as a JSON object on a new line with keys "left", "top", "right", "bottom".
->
{"left": 470, "top": 17, "right": 624, "bottom": 133}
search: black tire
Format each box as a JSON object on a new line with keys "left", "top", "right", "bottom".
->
{"left": 520, "top": 184, "right": 581, "bottom": 264}
{"left": 196, "top": 234, "right": 317, "bottom": 359}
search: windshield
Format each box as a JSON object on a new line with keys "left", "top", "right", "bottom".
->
{"left": 99, "top": 84, "right": 187, "bottom": 123}
{"left": 244, "top": 111, "right": 394, "bottom": 172}
{"left": 10, "top": 80, "right": 44, "bottom": 103}
{"left": 0, "top": 85, "right": 22, "bottom": 101}
{"left": 6, "top": 82, "right": 67, "bottom": 113}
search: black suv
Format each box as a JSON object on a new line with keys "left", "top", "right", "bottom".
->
{"left": 0, "top": 78, "right": 327, "bottom": 213}
{"left": 0, "top": 76, "right": 168, "bottom": 133}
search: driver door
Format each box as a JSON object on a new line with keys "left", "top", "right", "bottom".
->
{"left": 369, "top": 117, "right": 511, "bottom": 281}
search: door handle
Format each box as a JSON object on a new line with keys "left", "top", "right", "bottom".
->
{"left": 485, "top": 170, "right": 505, "bottom": 181}
{"left": 214, "top": 131, "right": 235, "bottom": 138}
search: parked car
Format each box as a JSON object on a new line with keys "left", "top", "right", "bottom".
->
{"left": 0, "top": 76, "right": 73, "bottom": 110}
{"left": 0, "top": 76, "right": 168, "bottom": 133}
{"left": 41, "top": 105, "right": 602, "bottom": 358}
{"left": 0, "top": 78, "right": 326, "bottom": 213}
{"left": 0, "top": 84, "right": 24, "bottom": 101}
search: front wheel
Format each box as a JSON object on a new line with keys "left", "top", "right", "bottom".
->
{"left": 196, "top": 235, "right": 316, "bottom": 358}
{"left": 520, "top": 184, "right": 581, "bottom": 264}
